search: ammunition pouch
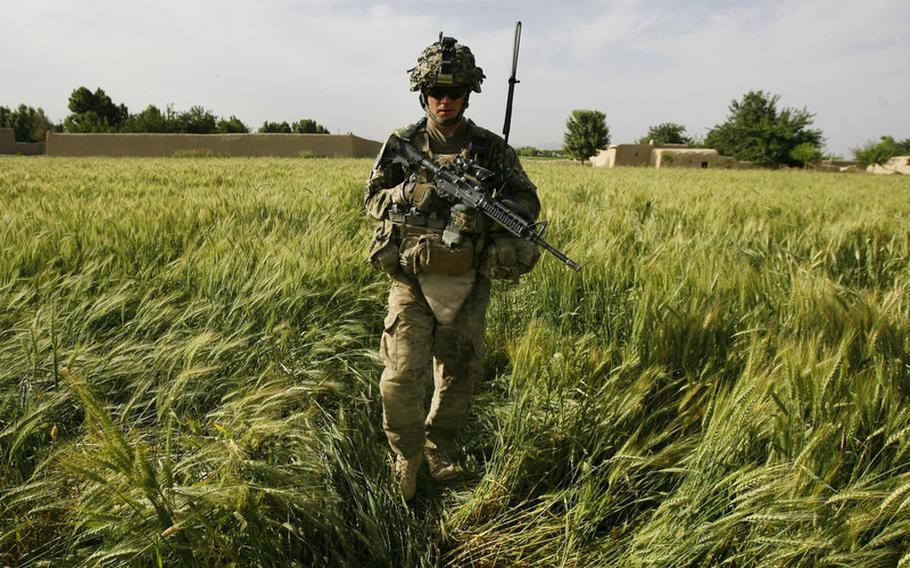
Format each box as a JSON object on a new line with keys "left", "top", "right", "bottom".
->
{"left": 370, "top": 204, "right": 481, "bottom": 277}
{"left": 400, "top": 227, "right": 474, "bottom": 275}
{"left": 479, "top": 233, "right": 540, "bottom": 281}
{"left": 388, "top": 206, "right": 447, "bottom": 230}
{"left": 367, "top": 221, "right": 400, "bottom": 275}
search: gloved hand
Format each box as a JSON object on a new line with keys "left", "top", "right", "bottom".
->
{"left": 448, "top": 204, "right": 488, "bottom": 234}
{"left": 404, "top": 180, "right": 448, "bottom": 212}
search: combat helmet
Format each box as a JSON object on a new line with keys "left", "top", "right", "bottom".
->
{"left": 408, "top": 33, "right": 485, "bottom": 93}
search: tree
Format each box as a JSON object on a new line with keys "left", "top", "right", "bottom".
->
{"left": 174, "top": 106, "right": 217, "bottom": 134}
{"left": 705, "top": 90, "right": 823, "bottom": 167}
{"left": 10, "top": 106, "right": 33, "bottom": 141}
{"left": 65, "top": 86, "right": 128, "bottom": 132}
{"left": 2, "top": 104, "right": 55, "bottom": 142}
{"left": 216, "top": 115, "right": 250, "bottom": 133}
{"left": 637, "top": 122, "right": 690, "bottom": 145}
{"left": 259, "top": 121, "right": 292, "bottom": 133}
{"left": 121, "top": 105, "right": 173, "bottom": 133}
{"left": 28, "top": 106, "right": 54, "bottom": 142}
{"left": 291, "top": 118, "right": 329, "bottom": 134}
{"left": 852, "top": 136, "right": 910, "bottom": 167}
{"left": 563, "top": 109, "right": 610, "bottom": 161}
{"left": 67, "top": 86, "right": 96, "bottom": 114}
{"left": 64, "top": 111, "right": 113, "bottom": 133}
{"left": 789, "top": 142, "right": 823, "bottom": 168}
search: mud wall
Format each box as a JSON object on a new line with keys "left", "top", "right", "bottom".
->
{"left": 653, "top": 148, "right": 733, "bottom": 169}
{"left": 0, "top": 128, "right": 45, "bottom": 156}
{"left": 592, "top": 144, "right": 654, "bottom": 167}
{"left": 45, "top": 132, "right": 382, "bottom": 158}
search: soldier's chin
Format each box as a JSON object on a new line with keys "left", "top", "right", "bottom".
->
{"left": 431, "top": 111, "right": 463, "bottom": 126}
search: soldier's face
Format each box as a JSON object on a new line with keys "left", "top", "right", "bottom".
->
{"left": 425, "top": 85, "right": 467, "bottom": 122}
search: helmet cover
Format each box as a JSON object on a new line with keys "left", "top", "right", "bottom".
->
{"left": 408, "top": 34, "right": 485, "bottom": 93}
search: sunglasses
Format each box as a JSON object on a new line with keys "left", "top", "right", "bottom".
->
{"left": 425, "top": 86, "right": 468, "bottom": 100}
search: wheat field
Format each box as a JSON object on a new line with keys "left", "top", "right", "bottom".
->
{"left": 1, "top": 156, "right": 909, "bottom": 566}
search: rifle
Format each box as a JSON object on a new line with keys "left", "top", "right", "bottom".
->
{"left": 384, "top": 134, "right": 581, "bottom": 272}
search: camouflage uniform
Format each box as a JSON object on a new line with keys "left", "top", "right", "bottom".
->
{"left": 364, "top": 118, "right": 540, "bottom": 461}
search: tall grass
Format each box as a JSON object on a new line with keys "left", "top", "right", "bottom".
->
{"left": 1, "top": 157, "right": 908, "bottom": 566}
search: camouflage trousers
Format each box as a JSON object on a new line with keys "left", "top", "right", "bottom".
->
{"left": 379, "top": 272, "right": 491, "bottom": 459}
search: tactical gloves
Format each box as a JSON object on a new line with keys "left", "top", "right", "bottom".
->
{"left": 448, "top": 204, "right": 489, "bottom": 234}
{"left": 404, "top": 179, "right": 448, "bottom": 213}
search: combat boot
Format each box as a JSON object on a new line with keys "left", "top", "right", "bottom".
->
{"left": 394, "top": 452, "right": 423, "bottom": 501}
{"left": 424, "top": 447, "right": 464, "bottom": 482}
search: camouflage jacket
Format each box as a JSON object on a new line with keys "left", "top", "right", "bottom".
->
{"left": 363, "top": 118, "right": 540, "bottom": 224}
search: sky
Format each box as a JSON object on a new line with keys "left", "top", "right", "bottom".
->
{"left": 1, "top": 0, "right": 908, "bottom": 157}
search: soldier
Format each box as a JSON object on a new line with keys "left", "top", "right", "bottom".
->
{"left": 364, "top": 34, "right": 540, "bottom": 501}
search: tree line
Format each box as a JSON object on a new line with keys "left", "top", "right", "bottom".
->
{"left": 0, "top": 105, "right": 57, "bottom": 143}
{"left": 3, "top": 87, "right": 907, "bottom": 167}
{"left": 1, "top": 86, "right": 330, "bottom": 142}
{"left": 557, "top": 90, "right": 908, "bottom": 168}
